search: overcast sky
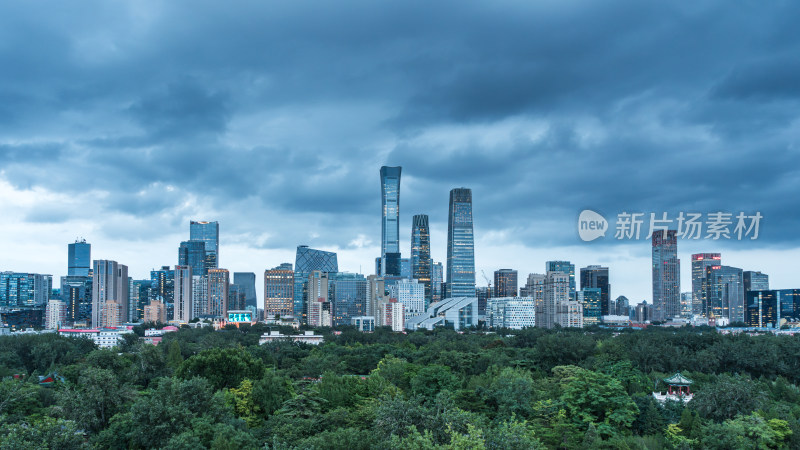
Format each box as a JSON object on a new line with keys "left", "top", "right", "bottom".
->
{"left": 2, "top": 0, "right": 799, "bottom": 306}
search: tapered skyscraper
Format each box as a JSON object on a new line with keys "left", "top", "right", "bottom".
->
{"left": 411, "top": 214, "right": 432, "bottom": 304}
{"left": 190, "top": 221, "right": 219, "bottom": 269}
{"left": 446, "top": 188, "right": 476, "bottom": 298}
{"left": 652, "top": 230, "right": 680, "bottom": 321}
{"left": 380, "top": 166, "right": 401, "bottom": 276}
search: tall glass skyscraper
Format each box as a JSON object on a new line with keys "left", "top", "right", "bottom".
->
{"left": 431, "top": 261, "right": 443, "bottom": 303}
{"left": 150, "top": 266, "right": 175, "bottom": 320}
{"left": 233, "top": 272, "right": 257, "bottom": 309}
{"left": 294, "top": 245, "right": 338, "bottom": 323}
{"left": 691, "top": 253, "right": 721, "bottom": 316}
{"left": 743, "top": 271, "right": 769, "bottom": 293}
{"left": 179, "top": 240, "right": 206, "bottom": 276}
{"left": 380, "top": 166, "right": 401, "bottom": 276}
{"left": 68, "top": 239, "right": 91, "bottom": 277}
{"left": 411, "top": 214, "right": 432, "bottom": 303}
{"left": 329, "top": 272, "right": 367, "bottom": 326}
{"left": 579, "top": 265, "right": 610, "bottom": 315}
{"left": 494, "top": 269, "right": 518, "bottom": 297}
{"left": 190, "top": 221, "right": 219, "bottom": 269}
{"left": 652, "top": 230, "right": 680, "bottom": 321}
{"left": 546, "top": 261, "right": 575, "bottom": 300}
{"left": 705, "top": 265, "right": 744, "bottom": 322}
{"left": 446, "top": 188, "right": 476, "bottom": 299}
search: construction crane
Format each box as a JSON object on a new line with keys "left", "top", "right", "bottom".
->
{"left": 481, "top": 269, "right": 492, "bottom": 296}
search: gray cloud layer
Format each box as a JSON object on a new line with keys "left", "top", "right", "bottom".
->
{"left": 1, "top": 0, "right": 799, "bottom": 282}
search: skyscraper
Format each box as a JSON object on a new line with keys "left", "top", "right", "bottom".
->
{"left": 578, "top": 288, "right": 601, "bottom": 324}
{"left": 207, "top": 268, "right": 229, "bottom": 317}
{"left": 68, "top": 239, "right": 91, "bottom": 277}
{"left": 61, "top": 275, "right": 92, "bottom": 323}
{"left": 294, "top": 245, "right": 338, "bottom": 323}
{"left": 546, "top": 261, "right": 575, "bottom": 300}
{"left": 691, "top": 253, "right": 721, "bottom": 316}
{"left": 431, "top": 261, "right": 443, "bottom": 304}
{"left": 380, "top": 166, "right": 402, "bottom": 276}
{"left": 179, "top": 240, "right": 206, "bottom": 276}
{"left": 743, "top": 271, "right": 769, "bottom": 293}
{"left": 494, "top": 269, "right": 518, "bottom": 297}
{"left": 150, "top": 266, "right": 175, "bottom": 320}
{"left": 704, "top": 265, "right": 744, "bottom": 323}
{"left": 542, "top": 271, "right": 569, "bottom": 329}
{"left": 91, "top": 260, "right": 129, "bottom": 327}
{"left": 330, "top": 272, "right": 367, "bottom": 326}
{"left": 411, "top": 214, "right": 432, "bottom": 304}
{"left": 233, "top": 272, "right": 257, "bottom": 309}
{"left": 652, "top": 230, "right": 680, "bottom": 321}
{"left": 264, "top": 263, "right": 294, "bottom": 318}
{"left": 174, "top": 265, "right": 193, "bottom": 323}
{"left": 446, "top": 188, "right": 476, "bottom": 298}
{"left": 190, "top": 221, "right": 219, "bottom": 269}
{"left": 128, "top": 279, "right": 150, "bottom": 322}
{"left": 579, "top": 265, "right": 610, "bottom": 315}
{"left": 0, "top": 272, "right": 52, "bottom": 307}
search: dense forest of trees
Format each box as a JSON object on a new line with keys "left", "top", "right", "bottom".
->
{"left": 2, "top": 324, "right": 800, "bottom": 449}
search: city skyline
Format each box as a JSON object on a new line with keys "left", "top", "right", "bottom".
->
{"left": 2, "top": 1, "right": 799, "bottom": 305}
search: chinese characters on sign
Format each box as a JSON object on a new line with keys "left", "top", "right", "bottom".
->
{"left": 613, "top": 212, "right": 762, "bottom": 240}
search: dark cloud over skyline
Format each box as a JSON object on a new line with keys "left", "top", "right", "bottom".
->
{"left": 1, "top": 0, "right": 799, "bottom": 302}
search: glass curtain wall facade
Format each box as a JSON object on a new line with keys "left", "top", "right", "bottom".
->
{"left": 446, "top": 188, "right": 476, "bottom": 299}
{"left": 68, "top": 240, "right": 91, "bottom": 277}
{"left": 691, "top": 253, "right": 721, "bottom": 316}
{"left": 652, "top": 230, "right": 680, "bottom": 321}
{"left": 293, "top": 246, "right": 338, "bottom": 323}
{"left": 190, "top": 221, "right": 219, "bottom": 269}
{"left": 411, "top": 214, "right": 432, "bottom": 305}
{"left": 380, "top": 166, "right": 401, "bottom": 276}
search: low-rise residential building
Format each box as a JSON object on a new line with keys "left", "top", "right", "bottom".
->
{"left": 58, "top": 327, "right": 134, "bottom": 349}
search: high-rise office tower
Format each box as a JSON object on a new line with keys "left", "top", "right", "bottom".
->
{"left": 543, "top": 271, "right": 570, "bottom": 329}
{"left": 91, "top": 260, "right": 129, "bottom": 327}
{"left": 579, "top": 266, "right": 610, "bottom": 315}
{"left": 191, "top": 275, "right": 208, "bottom": 318}
{"left": 743, "top": 271, "right": 769, "bottom": 293}
{"left": 233, "top": 272, "right": 257, "bottom": 309}
{"left": 746, "top": 290, "right": 800, "bottom": 328}
{"left": 294, "top": 245, "right": 338, "bottom": 323}
{"left": 179, "top": 240, "right": 206, "bottom": 276}
{"left": 68, "top": 239, "right": 91, "bottom": 277}
{"left": 45, "top": 299, "right": 67, "bottom": 330}
{"left": 206, "top": 268, "right": 229, "bottom": 317}
{"left": 128, "top": 279, "right": 150, "bottom": 322}
{"left": 228, "top": 284, "right": 246, "bottom": 311}
{"left": 431, "top": 261, "right": 443, "bottom": 304}
{"left": 680, "top": 292, "right": 692, "bottom": 318}
{"left": 330, "top": 272, "right": 367, "bottom": 326}
{"left": 446, "top": 188, "right": 476, "bottom": 299}
{"left": 306, "top": 271, "right": 332, "bottom": 327}
{"left": 190, "top": 221, "right": 219, "bottom": 269}
{"left": 691, "top": 253, "right": 721, "bottom": 316}
{"left": 652, "top": 230, "right": 680, "bottom": 321}
{"left": 61, "top": 275, "right": 92, "bottom": 323}
{"left": 367, "top": 275, "right": 388, "bottom": 322}
{"left": 410, "top": 215, "right": 432, "bottom": 304}
{"left": 525, "top": 273, "right": 546, "bottom": 327}
{"left": 615, "top": 295, "right": 630, "bottom": 317}
{"left": 546, "top": 261, "right": 575, "bottom": 300}
{"left": 494, "top": 269, "right": 518, "bottom": 298}
{"left": 264, "top": 263, "right": 294, "bottom": 318}
{"left": 0, "top": 272, "right": 52, "bottom": 307}
{"left": 150, "top": 266, "right": 175, "bottom": 320}
{"left": 390, "top": 278, "right": 425, "bottom": 321}
{"left": 704, "top": 265, "right": 744, "bottom": 323}
{"left": 174, "top": 265, "right": 193, "bottom": 323}
{"left": 380, "top": 166, "right": 402, "bottom": 276}
{"left": 578, "top": 289, "right": 601, "bottom": 324}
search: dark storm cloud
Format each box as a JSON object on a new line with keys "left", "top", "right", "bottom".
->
{"left": 1, "top": 0, "right": 800, "bottom": 254}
